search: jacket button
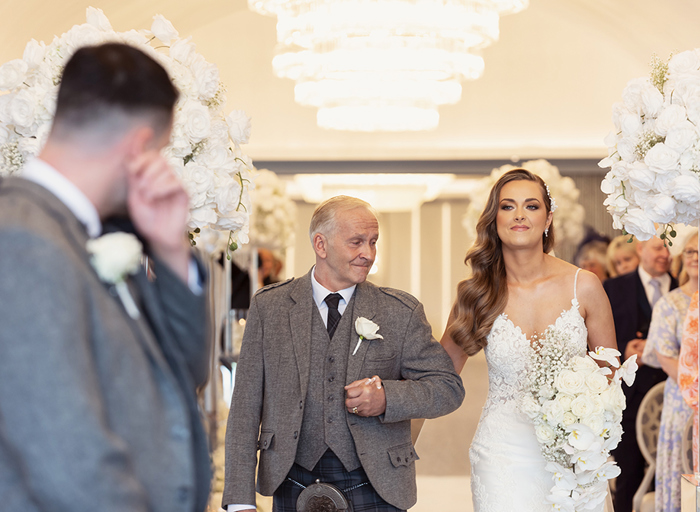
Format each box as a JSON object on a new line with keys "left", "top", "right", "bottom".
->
{"left": 328, "top": 356, "right": 335, "bottom": 363}
{"left": 328, "top": 395, "right": 334, "bottom": 401}
{"left": 294, "top": 431, "right": 298, "bottom": 439}
{"left": 396, "top": 456, "right": 401, "bottom": 463}
{"left": 263, "top": 440, "right": 268, "bottom": 447}
{"left": 328, "top": 376, "right": 335, "bottom": 382}
{"left": 299, "top": 401, "right": 303, "bottom": 409}
{"left": 327, "top": 418, "right": 333, "bottom": 423}
{"left": 405, "top": 457, "right": 410, "bottom": 462}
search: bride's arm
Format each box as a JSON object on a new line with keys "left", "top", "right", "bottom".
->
{"left": 440, "top": 309, "right": 469, "bottom": 374}
{"left": 577, "top": 270, "right": 618, "bottom": 353}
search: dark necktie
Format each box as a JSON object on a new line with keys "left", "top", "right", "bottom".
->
{"left": 325, "top": 293, "right": 343, "bottom": 339}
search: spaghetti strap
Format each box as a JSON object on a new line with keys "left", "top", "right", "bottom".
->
{"left": 573, "top": 268, "right": 581, "bottom": 301}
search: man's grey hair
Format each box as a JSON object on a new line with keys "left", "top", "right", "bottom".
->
{"left": 309, "top": 196, "right": 378, "bottom": 243}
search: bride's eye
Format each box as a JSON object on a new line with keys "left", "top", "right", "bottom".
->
{"left": 500, "top": 204, "right": 513, "bottom": 210}
{"left": 526, "top": 204, "right": 539, "bottom": 210}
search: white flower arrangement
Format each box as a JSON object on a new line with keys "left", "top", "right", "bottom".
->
{"left": 248, "top": 168, "right": 296, "bottom": 250}
{"left": 86, "top": 232, "right": 143, "bottom": 319}
{"left": 462, "top": 159, "right": 585, "bottom": 248}
{"left": 0, "top": 7, "right": 253, "bottom": 249}
{"left": 599, "top": 50, "right": 700, "bottom": 241}
{"left": 522, "top": 330, "right": 637, "bottom": 511}
{"left": 353, "top": 317, "right": 383, "bottom": 356}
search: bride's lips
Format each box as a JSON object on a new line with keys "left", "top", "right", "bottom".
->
{"left": 511, "top": 225, "right": 529, "bottom": 231}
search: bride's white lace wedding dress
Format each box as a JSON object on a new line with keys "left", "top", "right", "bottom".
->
{"left": 470, "top": 269, "right": 612, "bottom": 511}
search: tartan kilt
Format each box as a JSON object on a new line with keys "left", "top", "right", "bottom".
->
{"left": 272, "top": 450, "right": 405, "bottom": 512}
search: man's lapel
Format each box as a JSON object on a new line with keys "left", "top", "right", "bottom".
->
{"left": 289, "top": 271, "right": 315, "bottom": 399}
{"left": 345, "top": 282, "right": 378, "bottom": 384}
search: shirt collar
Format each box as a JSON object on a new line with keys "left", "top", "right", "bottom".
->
{"left": 21, "top": 158, "right": 102, "bottom": 238}
{"left": 638, "top": 264, "right": 671, "bottom": 289}
{"left": 311, "top": 266, "right": 356, "bottom": 308}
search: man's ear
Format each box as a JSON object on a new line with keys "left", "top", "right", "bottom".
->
{"left": 313, "top": 233, "right": 327, "bottom": 259}
{"left": 124, "top": 125, "right": 155, "bottom": 160}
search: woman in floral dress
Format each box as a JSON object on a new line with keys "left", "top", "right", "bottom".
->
{"left": 679, "top": 291, "right": 699, "bottom": 473}
{"left": 642, "top": 230, "right": 698, "bottom": 512}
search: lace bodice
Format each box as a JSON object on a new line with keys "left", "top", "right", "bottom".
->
{"left": 482, "top": 270, "right": 588, "bottom": 410}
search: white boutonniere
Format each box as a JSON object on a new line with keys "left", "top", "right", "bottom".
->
{"left": 353, "top": 317, "right": 383, "bottom": 356}
{"left": 87, "top": 232, "right": 143, "bottom": 319}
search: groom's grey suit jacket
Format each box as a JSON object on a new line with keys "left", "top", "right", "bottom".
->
{"left": 0, "top": 178, "right": 212, "bottom": 512}
{"left": 223, "top": 270, "right": 465, "bottom": 510}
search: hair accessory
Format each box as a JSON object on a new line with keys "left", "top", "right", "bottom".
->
{"left": 545, "top": 184, "right": 558, "bottom": 212}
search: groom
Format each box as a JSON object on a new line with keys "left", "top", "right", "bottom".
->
{"left": 0, "top": 44, "right": 211, "bottom": 512}
{"left": 223, "top": 196, "right": 465, "bottom": 512}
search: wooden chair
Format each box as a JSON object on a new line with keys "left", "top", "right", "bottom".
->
{"left": 682, "top": 415, "right": 694, "bottom": 475}
{"left": 632, "top": 381, "right": 665, "bottom": 512}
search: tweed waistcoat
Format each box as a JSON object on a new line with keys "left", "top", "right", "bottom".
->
{"left": 295, "top": 294, "right": 360, "bottom": 471}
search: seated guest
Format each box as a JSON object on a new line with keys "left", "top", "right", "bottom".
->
{"left": 642, "top": 230, "right": 697, "bottom": 512}
{"left": 606, "top": 234, "right": 640, "bottom": 277}
{"left": 576, "top": 239, "right": 610, "bottom": 282}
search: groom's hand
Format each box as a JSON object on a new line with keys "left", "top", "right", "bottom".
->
{"left": 127, "top": 150, "right": 191, "bottom": 282}
{"left": 345, "top": 376, "right": 386, "bottom": 416}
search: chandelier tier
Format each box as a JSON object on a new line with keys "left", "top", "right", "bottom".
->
{"left": 249, "top": 0, "right": 528, "bottom": 131}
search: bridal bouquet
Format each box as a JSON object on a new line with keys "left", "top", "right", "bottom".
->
{"left": 0, "top": 7, "right": 253, "bottom": 249}
{"left": 599, "top": 49, "right": 700, "bottom": 241}
{"left": 521, "top": 331, "right": 638, "bottom": 511}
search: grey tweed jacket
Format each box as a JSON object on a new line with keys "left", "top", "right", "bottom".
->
{"left": 223, "top": 270, "right": 465, "bottom": 510}
{"left": 0, "top": 177, "right": 212, "bottom": 512}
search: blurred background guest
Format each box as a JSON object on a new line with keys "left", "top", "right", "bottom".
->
{"left": 642, "top": 230, "right": 698, "bottom": 512}
{"left": 607, "top": 235, "right": 640, "bottom": 278}
{"left": 575, "top": 239, "right": 610, "bottom": 282}
{"left": 604, "top": 236, "right": 676, "bottom": 512}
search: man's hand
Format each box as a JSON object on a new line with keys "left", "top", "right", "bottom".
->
{"left": 625, "top": 332, "right": 646, "bottom": 365}
{"left": 127, "top": 151, "right": 190, "bottom": 282}
{"left": 344, "top": 376, "right": 386, "bottom": 417}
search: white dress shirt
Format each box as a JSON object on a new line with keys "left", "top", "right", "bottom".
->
{"left": 20, "top": 157, "right": 201, "bottom": 294}
{"left": 637, "top": 265, "right": 671, "bottom": 307}
{"left": 226, "top": 267, "right": 356, "bottom": 511}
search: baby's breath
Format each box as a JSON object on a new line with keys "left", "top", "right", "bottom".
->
{"left": 0, "top": 141, "right": 23, "bottom": 176}
{"left": 635, "top": 131, "right": 665, "bottom": 160}
{"left": 650, "top": 53, "right": 670, "bottom": 93}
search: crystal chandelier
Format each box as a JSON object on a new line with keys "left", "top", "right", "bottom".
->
{"left": 248, "top": 0, "right": 528, "bottom": 131}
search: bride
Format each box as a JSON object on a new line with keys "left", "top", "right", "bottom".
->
{"left": 440, "top": 169, "right": 619, "bottom": 511}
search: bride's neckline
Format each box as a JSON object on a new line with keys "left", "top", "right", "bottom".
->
{"left": 498, "top": 298, "right": 580, "bottom": 342}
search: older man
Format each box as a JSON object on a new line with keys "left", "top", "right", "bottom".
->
{"left": 223, "top": 196, "right": 465, "bottom": 512}
{"left": 0, "top": 44, "right": 210, "bottom": 512}
{"left": 604, "top": 236, "right": 677, "bottom": 512}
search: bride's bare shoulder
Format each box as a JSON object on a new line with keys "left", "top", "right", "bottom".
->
{"left": 546, "top": 256, "right": 602, "bottom": 292}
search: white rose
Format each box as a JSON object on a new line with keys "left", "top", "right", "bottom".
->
{"left": 151, "top": 14, "right": 179, "bottom": 44}
{"left": 671, "top": 174, "right": 700, "bottom": 204}
{"left": 562, "top": 412, "right": 577, "bottom": 427}
{"left": 648, "top": 194, "right": 677, "bottom": 223}
{"left": 214, "top": 175, "right": 242, "bottom": 214}
{"left": 188, "top": 203, "right": 218, "bottom": 230}
{"left": 8, "top": 89, "right": 37, "bottom": 129}
{"left": 554, "top": 369, "right": 586, "bottom": 395}
{"left": 543, "top": 399, "right": 566, "bottom": 426}
{"left": 86, "top": 233, "right": 143, "bottom": 284}
{"left": 627, "top": 164, "right": 656, "bottom": 192}
{"left": 619, "top": 112, "right": 642, "bottom": 138}
{"left": 170, "top": 37, "right": 196, "bottom": 65}
{"left": 0, "top": 59, "right": 28, "bottom": 91}
{"left": 215, "top": 210, "right": 248, "bottom": 232}
{"left": 622, "top": 78, "right": 648, "bottom": 115}
{"left": 535, "top": 423, "right": 556, "bottom": 445}
{"left": 570, "top": 356, "right": 599, "bottom": 374}
{"left": 22, "top": 39, "right": 46, "bottom": 69}
{"left": 622, "top": 208, "right": 657, "bottom": 241}
{"left": 180, "top": 100, "right": 211, "bottom": 142}
{"left": 181, "top": 163, "right": 215, "bottom": 207}
{"left": 86, "top": 7, "right": 113, "bottom": 31}
{"left": 190, "top": 55, "right": 219, "bottom": 101}
{"left": 355, "top": 317, "right": 383, "bottom": 340}
{"left": 571, "top": 395, "right": 597, "bottom": 419}
{"left": 655, "top": 104, "right": 688, "bottom": 137}
{"left": 669, "top": 50, "right": 700, "bottom": 76}
{"left": 617, "top": 138, "right": 637, "bottom": 163}
{"left": 61, "top": 24, "right": 105, "bottom": 54}
{"left": 581, "top": 413, "right": 606, "bottom": 435}
{"left": 585, "top": 372, "right": 609, "bottom": 394}
{"left": 645, "top": 143, "right": 680, "bottom": 172}
{"left": 118, "top": 29, "right": 149, "bottom": 47}
{"left": 227, "top": 109, "right": 252, "bottom": 146}
{"left": 641, "top": 83, "right": 665, "bottom": 117}
{"left": 600, "top": 385, "right": 626, "bottom": 413}
{"left": 665, "top": 121, "right": 698, "bottom": 152}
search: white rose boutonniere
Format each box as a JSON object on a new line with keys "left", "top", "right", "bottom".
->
{"left": 87, "top": 232, "right": 143, "bottom": 319}
{"left": 353, "top": 317, "right": 383, "bottom": 356}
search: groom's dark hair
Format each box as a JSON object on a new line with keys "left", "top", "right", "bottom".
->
{"left": 52, "top": 43, "right": 178, "bottom": 137}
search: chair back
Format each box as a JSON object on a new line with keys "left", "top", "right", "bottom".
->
{"left": 635, "top": 381, "right": 665, "bottom": 465}
{"left": 682, "top": 416, "right": 694, "bottom": 475}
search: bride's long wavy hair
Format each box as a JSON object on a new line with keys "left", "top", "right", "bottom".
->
{"left": 448, "top": 169, "right": 556, "bottom": 356}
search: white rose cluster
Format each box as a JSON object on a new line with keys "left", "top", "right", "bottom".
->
{"left": 600, "top": 49, "right": 700, "bottom": 241}
{"left": 462, "top": 159, "right": 585, "bottom": 249}
{"left": 0, "top": 7, "right": 253, "bottom": 250}
{"left": 521, "top": 331, "right": 637, "bottom": 511}
{"left": 248, "top": 168, "right": 296, "bottom": 250}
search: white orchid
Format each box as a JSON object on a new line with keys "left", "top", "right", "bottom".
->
{"left": 588, "top": 347, "right": 621, "bottom": 368}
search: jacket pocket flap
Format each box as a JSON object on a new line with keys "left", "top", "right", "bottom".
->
{"left": 258, "top": 431, "right": 274, "bottom": 451}
{"left": 388, "top": 442, "right": 419, "bottom": 467}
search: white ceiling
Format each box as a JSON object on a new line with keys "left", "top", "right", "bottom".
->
{"left": 1, "top": 0, "right": 698, "bottom": 163}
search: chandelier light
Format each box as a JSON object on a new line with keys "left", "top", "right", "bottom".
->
{"left": 248, "top": 0, "right": 528, "bottom": 131}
